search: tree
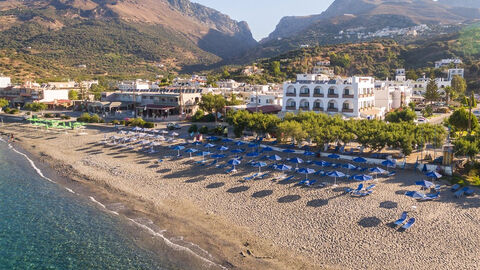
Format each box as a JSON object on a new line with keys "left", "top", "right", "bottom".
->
{"left": 449, "top": 107, "right": 478, "bottom": 132}
{"left": 0, "top": 98, "right": 8, "bottom": 109}
{"left": 443, "top": 86, "right": 453, "bottom": 105}
{"left": 271, "top": 61, "right": 281, "bottom": 77}
{"left": 406, "top": 70, "right": 418, "bottom": 80}
{"left": 277, "top": 120, "right": 306, "bottom": 145}
{"left": 425, "top": 80, "right": 439, "bottom": 104}
{"left": 226, "top": 94, "right": 243, "bottom": 106}
{"left": 199, "top": 93, "right": 226, "bottom": 123}
{"left": 68, "top": 90, "right": 79, "bottom": 100}
{"left": 385, "top": 108, "right": 417, "bottom": 123}
{"left": 451, "top": 75, "right": 467, "bottom": 96}
{"left": 222, "top": 68, "right": 230, "bottom": 79}
{"left": 454, "top": 137, "right": 479, "bottom": 163}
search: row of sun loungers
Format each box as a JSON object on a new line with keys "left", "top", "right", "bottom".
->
{"left": 394, "top": 212, "right": 416, "bottom": 230}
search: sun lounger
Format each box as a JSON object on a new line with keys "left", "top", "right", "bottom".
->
{"left": 346, "top": 183, "right": 364, "bottom": 194}
{"left": 434, "top": 185, "right": 441, "bottom": 192}
{"left": 451, "top": 184, "right": 460, "bottom": 192}
{"left": 244, "top": 173, "right": 259, "bottom": 181}
{"left": 401, "top": 218, "right": 416, "bottom": 230}
{"left": 422, "top": 192, "right": 440, "bottom": 200}
{"left": 225, "top": 167, "right": 235, "bottom": 174}
{"left": 465, "top": 188, "right": 475, "bottom": 196}
{"left": 358, "top": 167, "right": 368, "bottom": 172}
{"left": 216, "top": 164, "right": 227, "bottom": 169}
{"left": 394, "top": 212, "right": 408, "bottom": 226}
{"left": 365, "top": 184, "right": 376, "bottom": 191}
{"left": 256, "top": 173, "right": 270, "bottom": 179}
{"left": 305, "top": 179, "right": 317, "bottom": 187}
{"left": 298, "top": 179, "right": 309, "bottom": 185}
{"left": 454, "top": 187, "right": 468, "bottom": 198}
{"left": 387, "top": 171, "right": 396, "bottom": 177}
{"left": 283, "top": 175, "right": 294, "bottom": 182}
{"left": 206, "top": 160, "right": 217, "bottom": 167}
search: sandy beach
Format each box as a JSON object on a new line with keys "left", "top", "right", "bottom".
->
{"left": 2, "top": 120, "right": 480, "bottom": 270}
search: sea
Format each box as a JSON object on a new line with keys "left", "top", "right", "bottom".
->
{"left": 0, "top": 138, "right": 222, "bottom": 270}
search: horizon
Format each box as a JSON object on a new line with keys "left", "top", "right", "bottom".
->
{"left": 192, "top": 0, "right": 334, "bottom": 40}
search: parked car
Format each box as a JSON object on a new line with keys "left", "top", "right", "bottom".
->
{"left": 167, "top": 123, "right": 181, "bottom": 130}
{"left": 416, "top": 117, "right": 429, "bottom": 124}
{"left": 473, "top": 110, "right": 480, "bottom": 117}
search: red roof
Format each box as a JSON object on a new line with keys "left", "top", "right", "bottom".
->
{"left": 246, "top": 105, "right": 282, "bottom": 114}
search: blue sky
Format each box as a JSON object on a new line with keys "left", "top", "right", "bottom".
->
{"left": 192, "top": 0, "right": 334, "bottom": 40}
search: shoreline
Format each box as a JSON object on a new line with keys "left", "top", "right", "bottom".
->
{"left": 0, "top": 124, "right": 313, "bottom": 270}
{"left": 2, "top": 120, "right": 480, "bottom": 270}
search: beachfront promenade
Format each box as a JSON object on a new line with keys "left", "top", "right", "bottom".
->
{"left": 1, "top": 121, "right": 479, "bottom": 270}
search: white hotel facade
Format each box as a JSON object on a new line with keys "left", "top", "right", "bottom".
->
{"left": 282, "top": 74, "right": 376, "bottom": 118}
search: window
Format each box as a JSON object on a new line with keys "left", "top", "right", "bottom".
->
{"left": 343, "top": 103, "right": 350, "bottom": 109}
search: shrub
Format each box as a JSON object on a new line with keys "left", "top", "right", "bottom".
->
{"left": 188, "top": 124, "right": 198, "bottom": 133}
{"left": 111, "top": 120, "right": 120, "bottom": 125}
{"left": 435, "top": 107, "right": 450, "bottom": 114}
{"left": 24, "top": 102, "right": 47, "bottom": 112}
{"left": 422, "top": 105, "right": 433, "bottom": 118}
{"left": 78, "top": 113, "right": 103, "bottom": 123}
{"left": 4, "top": 107, "right": 11, "bottom": 113}
{"left": 55, "top": 113, "right": 62, "bottom": 118}
{"left": 8, "top": 108, "right": 19, "bottom": 114}
{"left": 199, "top": 126, "right": 209, "bottom": 134}
{"left": 44, "top": 113, "right": 54, "bottom": 118}
{"left": 61, "top": 115, "right": 71, "bottom": 120}
{"left": 89, "top": 114, "right": 101, "bottom": 123}
{"left": 26, "top": 112, "right": 31, "bottom": 115}
{"left": 143, "top": 122, "right": 154, "bottom": 128}
{"left": 211, "top": 126, "right": 224, "bottom": 135}
{"left": 126, "top": 118, "right": 146, "bottom": 127}
{"left": 191, "top": 109, "right": 215, "bottom": 122}
{"left": 77, "top": 113, "right": 91, "bottom": 122}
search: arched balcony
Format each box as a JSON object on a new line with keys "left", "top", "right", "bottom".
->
{"left": 328, "top": 86, "right": 338, "bottom": 98}
{"left": 285, "top": 98, "right": 296, "bottom": 110}
{"left": 286, "top": 86, "right": 296, "bottom": 97}
{"left": 343, "top": 87, "right": 354, "bottom": 98}
{"left": 327, "top": 100, "right": 338, "bottom": 112}
{"left": 342, "top": 100, "right": 354, "bottom": 113}
{"left": 299, "top": 86, "right": 310, "bottom": 97}
{"left": 299, "top": 99, "right": 310, "bottom": 110}
{"left": 313, "top": 86, "right": 324, "bottom": 97}
{"left": 313, "top": 100, "right": 324, "bottom": 112}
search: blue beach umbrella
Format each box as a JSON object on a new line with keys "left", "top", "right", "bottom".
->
{"left": 275, "top": 164, "right": 292, "bottom": 172}
{"left": 327, "top": 170, "right": 345, "bottom": 186}
{"left": 303, "top": 151, "right": 316, "bottom": 156}
{"left": 228, "top": 158, "right": 241, "bottom": 171}
{"left": 415, "top": 180, "right": 434, "bottom": 189}
{"left": 268, "top": 154, "right": 282, "bottom": 161}
{"left": 231, "top": 148, "right": 245, "bottom": 154}
{"left": 185, "top": 148, "right": 198, "bottom": 158}
{"left": 342, "top": 163, "right": 357, "bottom": 170}
{"left": 248, "top": 142, "right": 258, "bottom": 148}
{"left": 289, "top": 157, "right": 304, "bottom": 168}
{"left": 172, "top": 145, "right": 185, "bottom": 156}
{"left": 252, "top": 162, "right": 268, "bottom": 173}
{"left": 425, "top": 171, "right": 442, "bottom": 180}
{"left": 261, "top": 146, "right": 274, "bottom": 152}
{"left": 405, "top": 191, "right": 426, "bottom": 199}
{"left": 315, "top": 161, "right": 331, "bottom": 167}
{"left": 211, "top": 154, "right": 226, "bottom": 159}
{"left": 353, "top": 157, "right": 367, "bottom": 163}
{"left": 192, "top": 141, "right": 202, "bottom": 146}
{"left": 218, "top": 146, "right": 229, "bottom": 152}
{"left": 353, "top": 174, "right": 373, "bottom": 182}
{"left": 197, "top": 151, "right": 212, "bottom": 162}
{"left": 369, "top": 167, "right": 387, "bottom": 179}
{"left": 381, "top": 159, "right": 396, "bottom": 168}
{"left": 298, "top": 168, "right": 315, "bottom": 180}
{"left": 204, "top": 143, "right": 216, "bottom": 149}
{"left": 328, "top": 154, "right": 340, "bottom": 159}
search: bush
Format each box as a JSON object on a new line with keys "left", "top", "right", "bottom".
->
{"left": 126, "top": 118, "right": 146, "bottom": 127}
{"left": 199, "top": 126, "right": 209, "bottom": 134}
{"left": 191, "top": 109, "right": 215, "bottom": 122}
{"left": 188, "top": 124, "right": 198, "bottom": 133}
{"left": 143, "top": 122, "right": 154, "bottom": 128}
{"left": 24, "top": 102, "right": 47, "bottom": 112}
{"left": 4, "top": 107, "right": 11, "bottom": 114}
{"left": 8, "top": 108, "right": 19, "bottom": 114}
{"left": 422, "top": 105, "right": 433, "bottom": 118}
{"left": 111, "top": 120, "right": 120, "bottom": 125}
{"left": 44, "top": 113, "right": 54, "bottom": 118}
{"left": 77, "top": 113, "right": 91, "bottom": 122}
{"left": 61, "top": 115, "right": 71, "bottom": 120}
{"left": 26, "top": 112, "right": 31, "bottom": 115}
{"left": 435, "top": 107, "right": 450, "bottom": 114}
{"left": 211, "top": 126, "right": 224, "bottom": 135}
{"left": 77, "top": 113, "right": 103, "bottom": 123}
{"left": 55, "top": 113, "right": 62, "bottom": 118}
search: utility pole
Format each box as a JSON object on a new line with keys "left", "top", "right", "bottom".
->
{"left": 133, "top": 87, "right": 137, "bottom": 118}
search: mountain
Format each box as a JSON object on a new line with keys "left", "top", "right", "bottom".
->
{"left": 253, "top": 0, "right": 480, "bottom": 60}
{"left": 438, "top": 0, "right": 480, "bottom": 9}
{"left": 0, "top": 0, "right": 256, "bottom": 79}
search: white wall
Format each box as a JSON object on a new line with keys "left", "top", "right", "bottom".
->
{"left": 40, "top": 90, "right": 69, "bottom": 102}
{"left": 0, "top": 76, "right": 11, "bottom": 88}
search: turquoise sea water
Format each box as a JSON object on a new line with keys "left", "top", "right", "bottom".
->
{"left": 0, "top": 141, "right": 178, "bottom": 270}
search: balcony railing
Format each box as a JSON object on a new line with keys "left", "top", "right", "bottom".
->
{"left": 286, "top": 92, "right": 296, "bottom": 97}
{"left": 285, "top": 106, "right": 296, "bottom": 110}
{"left": 313, "top": 93, "right": 324, "bottom": 97}
{"left": 299, "top": 93, "right": 310, "bottom": 97}
{"left": 327, "top": 93, "right": 339, "bottom": 98}
{"left": 343, "top": 94, "right": 354, "bottom": 98}
{"left": 313, "top": 107, "right": 324, "bottom": 112}
{"left": 342, "top": 108, "right": 354, "bottom": 113}
{"left": 327, "top": 108, "right": 338, "bottom": 112}
{"left": 359, "top": 94, "right": 374, "bottom": 98}
{"left": 299, "top": 106, "right": 310, "bottom": 110}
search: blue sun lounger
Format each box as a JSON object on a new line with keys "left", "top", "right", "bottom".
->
{"left": 451, "top": 184, "right": 461, "bottom": 192}
{"left": 305, "top": 179, "right": 317, "bottom": 187}
{"left": 401, "top": 218, "right": 416, "bottom": 230}
{"left": 345, "top": 183, "right": 364, "bottom": 194}
{"left": 256, "top": 173, "right": 270, "bottom": 179}
{"left": 394, "top": 212, "right": 408, "bottom": 226}
{"left": 422, "top": 192, "right": 440, "bottom": 200}
{"left": 365, "top": 184, "right": 376, "bottom": 191}
{"left": 244, "top": 173, "right": 259, "bottom": 181}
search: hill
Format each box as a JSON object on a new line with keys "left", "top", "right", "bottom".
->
{"left": 250, "top": 0, "right": 480, "bottom": 61}
{"left": 0, "top": 0, "right": 257, "bottom": 81}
